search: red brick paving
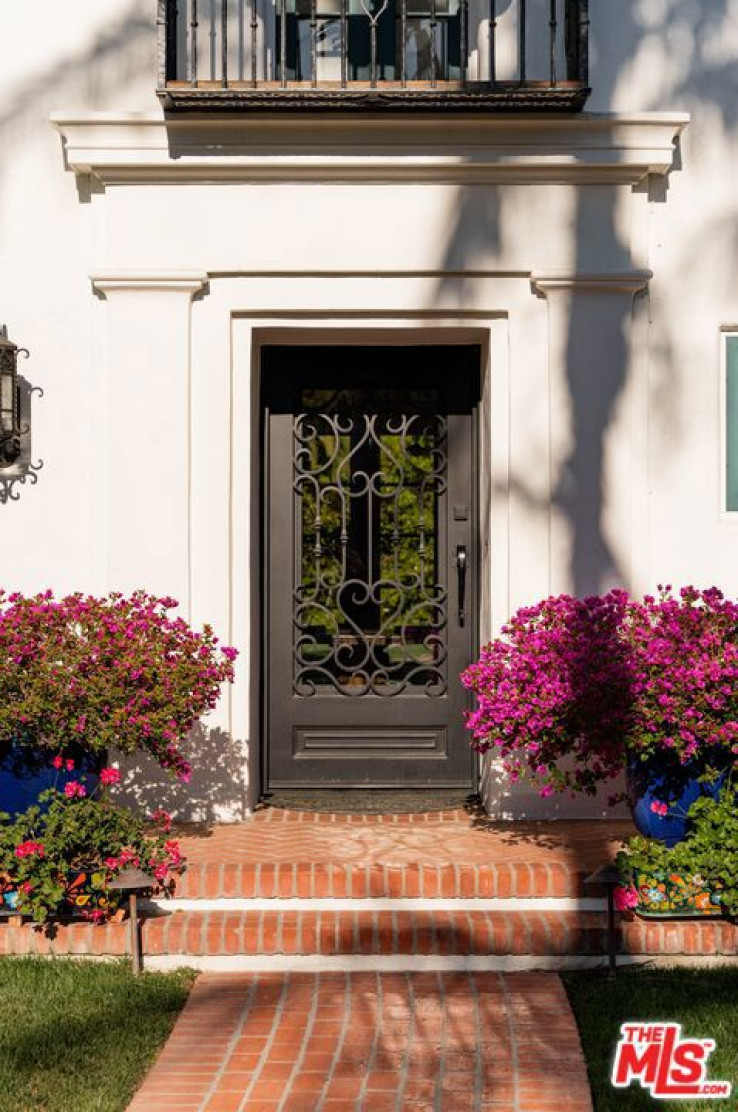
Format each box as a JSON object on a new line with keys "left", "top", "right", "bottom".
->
{"left": 2, "top": 808, "right": 735, "bottom": 957}
{"left": 177, "top": 813, "right": 631, "bottom": 864}
{"left": 137, "top": 908, "right": 738, "bottom": 957}
{"left": 126, "top": 971, "right": 593, "bottom": 1112}
{"left": 175, "top": 814, "right": 632, "bottom": 899}
{"left": 179, "top": 861, "right": 592, "bottom": 900}
{"left": 4, "top": 908, "right": 735, "bottom": 959}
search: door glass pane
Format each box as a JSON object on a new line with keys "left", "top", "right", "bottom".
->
{"left": 294, "top": 384, "right": 448, "bottom": 696}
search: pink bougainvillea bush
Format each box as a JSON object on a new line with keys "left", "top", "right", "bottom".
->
{"left": 624, "top": 587, "right": 738, "bottom": 766}
{"left": 0, "top": 590, "right": 237, "bottom": 782}
{"left": 461, "top": 586, "right": 738, "bottom": 799}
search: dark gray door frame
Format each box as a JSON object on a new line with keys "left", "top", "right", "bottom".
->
{"left": 260, "top": 343, "right": 481, "bottom": 793}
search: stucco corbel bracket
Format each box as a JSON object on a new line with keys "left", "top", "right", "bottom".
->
{"left": 531, "top": 270, "right": 653, "bottom": 297}
{"left": 91, "top": 271, "right": 209, "bottom": 298}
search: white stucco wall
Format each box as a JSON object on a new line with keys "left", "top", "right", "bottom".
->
{"left": 0, "top": 0, "right": 156, "bottom": 597}
{"left": 0, "top": 1, "right": 735, "bottom": 820}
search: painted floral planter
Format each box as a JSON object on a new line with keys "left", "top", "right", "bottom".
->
{"left": 1, "top": 871, "right": 121, "bottom": 921}
{"left": 61, "top": 867, "right": 121, "bottom": 919}
{"left": 0, "top": 885, "right": 19, "bottom": 913}
{"left": 633, "top": 870, "right": 724, "bottom": 919}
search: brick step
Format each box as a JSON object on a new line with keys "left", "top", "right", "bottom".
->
{"left": 3, "top": 910, "right": 736, "bottom": 958}
{"left": 176, "top": 861, "right": 597, "bottom": 899}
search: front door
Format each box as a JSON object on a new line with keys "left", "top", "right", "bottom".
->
{"left": 264, "top": 345, "right": 478, "bottom": 789}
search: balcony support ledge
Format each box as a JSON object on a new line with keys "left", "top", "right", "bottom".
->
{"left": 51, "top": 110, "right": 689, "bottom": 189}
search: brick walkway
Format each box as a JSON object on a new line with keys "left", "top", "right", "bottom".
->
{"left": 127, "top": 971, "right": 593, "bottom": 1112}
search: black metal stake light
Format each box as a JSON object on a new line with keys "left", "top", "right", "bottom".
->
{"left": 108, "top": 867, "right": 156, "bottom": 975}
{"left": 584, "top": 863, "right": 622, "bottom": 979}
{"left": 0, "top": 326, "right": 27, "bottom": 467}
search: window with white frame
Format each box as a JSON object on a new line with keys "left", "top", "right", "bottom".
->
{"left": 725, "top": 333, "right": 738, "bottom": 512}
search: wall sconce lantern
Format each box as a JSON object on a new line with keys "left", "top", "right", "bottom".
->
{"left": 0, "top": 327, "right": 27, "bottom": 467}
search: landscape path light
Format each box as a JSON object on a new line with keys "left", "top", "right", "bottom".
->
{"left": 584, "top": 863, "right": 622, "bottom": 979}
{"left": 108, "top": 867, "right": 156, "bottom": 975}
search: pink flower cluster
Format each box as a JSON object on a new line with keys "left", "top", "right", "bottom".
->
{"left": 14, "top": 841, "right": 45, "bottom": 858}
{"left": 462, "top": 591, "right": 632, "bottom": 796}
{"left": 99, "top": 768, "right": 121, "bottom": 787}
{"left": 650, "top": 801, "right": 669, "bottom": 816}
{"left": 104, "top": 836, "right": 183, "bottom": 888}
{"left": 79, "top": 908, "right": 106, "bottom": 923}
{"left": 624, "top": 586, "right": 738, "bottom": 766}
{"left": 63, "top": 781, "right": 86, "bottom": 798}
{"left": 105, "top": 847, "right": 140, "bottom": 871}
{"left": 164, "top": 840, "right": 183, "bottom": 867}
{"left": 613, "top": 885, "right": 639, "bottom": 911}
{"left": 0, "top": 590, "right": 237, "bottom": 779}
{"left": 150, "top": 809, "right": 173, "bottom": 833}
{"left": 462, "top": 586, "right": 738, "bottom": 798}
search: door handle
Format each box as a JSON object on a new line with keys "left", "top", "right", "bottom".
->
{"left": 456, "top": 545, "right": 467, "bottom": 627}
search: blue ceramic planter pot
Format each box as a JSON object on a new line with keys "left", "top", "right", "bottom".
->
{"left": 627, "top": 756, "right": 728, "bottom": 847}
{"left": 0, "top": 743, "right": 101, "bottom": 817}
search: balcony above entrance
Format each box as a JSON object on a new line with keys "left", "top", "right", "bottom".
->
{"left": 157, "top": 0, "right": 590, "bottom": 112}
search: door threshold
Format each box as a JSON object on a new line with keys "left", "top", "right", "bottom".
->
{"left": 260, "top": 789, "right": 480, "bottom": 815}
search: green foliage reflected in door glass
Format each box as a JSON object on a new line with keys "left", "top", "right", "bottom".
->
{"left": 295, "top": 386, "right": 447, "bottom": 692}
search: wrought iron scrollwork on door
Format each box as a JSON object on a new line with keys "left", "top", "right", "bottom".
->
{"left": 293, "top": 387, "right": 448, "bottom": 697}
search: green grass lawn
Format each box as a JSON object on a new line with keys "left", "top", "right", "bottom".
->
{"left": 563, "top": 966, "right": 738, "bottom": 1112}
{"left": 0, "top": 957, "right": 196, "bottom": 1112}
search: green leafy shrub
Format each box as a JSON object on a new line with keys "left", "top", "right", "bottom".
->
{"left": 0, "top": 766, "right": 182, "bottom": 928}
{"left": 616, "top": 780, "right": 738, "bottom": 918}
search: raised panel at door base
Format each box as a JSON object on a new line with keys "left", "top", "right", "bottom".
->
{"left": 293, "top": 727, "right": 448, "bottom": 760}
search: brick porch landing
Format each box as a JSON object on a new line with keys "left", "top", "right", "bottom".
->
{"left": 175, "top": 812, "right": 634, "bottom": 899}
{"left": 2, "top": 812, "right": 735, "bottom": 959}
{"left": 126, "top": 970, "right": 593, "bottom": 1112}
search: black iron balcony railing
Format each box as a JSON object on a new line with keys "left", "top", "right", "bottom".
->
{"left": 157, "top": 0, "right": 589, "bottom": 111}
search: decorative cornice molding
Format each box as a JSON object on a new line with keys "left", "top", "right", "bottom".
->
{"left": 91, "top": 271, "right": 209, "bottom": 297}
{"left": 52, "top": 111, "right": 689, "bottom": 188}
{"left": 531, "top": 270, "right": 653, "bottom": 296}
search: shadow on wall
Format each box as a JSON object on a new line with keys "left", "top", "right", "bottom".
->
{"left": 553, "top": 0, "right": 738, "bottom": 597}
{"left": 0, "top": 0, "right": 154, "bottom": 134}
{"left": 593, "top": 0, "right": 737, "bottom": 123}
{"left": 479, "top": 757, "right": 628, "bottom": 822}
{"left": 0, "top": 0, "right": 155, "bottom": 229}
{"left": 436, "top": 188, "right": 501, "bottom": 308}
{"left": 436, "top": 6, "right": 656, "bottom": 819}
{"left": 114, "top": 725, "right": 247, "bottom": 824}
{"left": 556, "top": 273, "right": 631, "bottom": 598}
{"left": 436, "top": 0, "right": 738, "bottom": 602}
{"left": 0, "top": 1, "right": 157, "bottom": 507}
